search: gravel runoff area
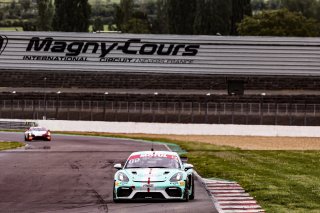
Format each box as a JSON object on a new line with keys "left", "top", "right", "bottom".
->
{"left": 114, "top": 134, "right": 320, "bottom": 150}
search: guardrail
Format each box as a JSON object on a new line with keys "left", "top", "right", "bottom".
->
{"left": 0, "top": 120, "right": 37, "bottom": 130}
{"left": 1, "top": 99, "right": 320, "bottom": 126}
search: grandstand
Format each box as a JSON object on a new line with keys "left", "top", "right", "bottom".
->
{"left": 1, "top": 32, "right": 320, "bottom": 125}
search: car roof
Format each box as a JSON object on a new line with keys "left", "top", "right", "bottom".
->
{"left": 128, "top": 151, "right": 179, "bottom": 157}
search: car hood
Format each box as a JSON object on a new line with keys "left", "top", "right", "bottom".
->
{"left": 125, "top": 168, "right": 181, "bottom": 182}
{"left": 29, "top": 130, "right": 47, "bottom": 136}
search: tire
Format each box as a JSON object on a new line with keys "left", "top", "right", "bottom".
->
{"left": 113, "top": 182, "right": 119, "bottom": 203}
{"left": 183, "top": 180, "right": 189, "bottom": 202}
{"left": 189, "top": 175, "right": 195, "bottom": 200}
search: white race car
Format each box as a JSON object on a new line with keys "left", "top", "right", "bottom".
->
{"left": 113, "top": 151, "right": 194, "bottom": 202}
{"left": 24, "top": 127, "right": 51, "bottom": 141}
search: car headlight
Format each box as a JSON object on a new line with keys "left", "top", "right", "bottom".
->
{"left": 170, "top": 172, "right": 184, "bottom": 182}
{"left": 117, "top": 172, "right": 129, "bottom": 182}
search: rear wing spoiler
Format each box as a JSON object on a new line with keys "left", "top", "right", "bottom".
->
{"left": 180, "top": 157, "right": 188, "bottom": 163}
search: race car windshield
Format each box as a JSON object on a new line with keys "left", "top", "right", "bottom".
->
{"left": 125, "top": 154, "right": 180, "bottom": 169}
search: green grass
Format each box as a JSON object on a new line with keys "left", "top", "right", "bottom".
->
{"left": 0, "top": 27, "right": 23, "bottom": 31}
{"left": 0, "top": 142, "right": 24, "bottom": 151}
{"left": 89, "top": 24, "right": 110, "bottom": 32}
{"left": 189, "top": 150, "right": 320, "bottom": 213}
{"left": 57, "top": 132, "right": 320, "bottom": 213}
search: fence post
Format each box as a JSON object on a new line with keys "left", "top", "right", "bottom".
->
{"left": 140, "top": 100, "right": 143, "bottom": 122}
{"left": 232, "top": 100, "right": 235, "bottom": 124}
{"left": 152, "top": 93, "right": 158, "bottom": 122}
{"left": 55, "top": 91, "right": 61, "bottom": 119}
{"left": 289, "top": 97, "right": 293, "bottom": 125}
{"left": 115, "top": 101, "right": 118, "bottom": 121}
{"left": 90, "top": 95, "right": 93, "bottom": 121}
{"left": 43, "top": 77, "right": 47, "bottom": 120}
{"left": 103, "top": 92, "right": 108, "bottom": 121}
{"left": 275, "top": 103, "right": 278, "bottom": 125}
{"left": 32, "top": 100, "right": 35, "bottom": 119}
{"left": 127, "top": 100, "right": 130, "bottom": 122}
{"left": 21, "top": 99, "right": 25, "bottom": 119}
{"left": 260, "top": 93, "right": 266, "bottom": 125}
{"left": 191, "top": 101, "right": 194, "bottom": 123}
{"left": 0, "top": 100, "right": 2, "bottom": 118}
{"left": 67, "top": 102, "right": 70, "bottom": 120}
{"left": 79, "top": 100, "right": 82, "bottom": 120}
{"left": 205, "top": 93, "right": 210, "bottom": 123}
{"left": 245, "top": 102, "right": 249, "bottom": 125}
{"left": 178, "top": 101, "right": 182, "bottom": 123}
{"left": 165, "top": 96, "right": 168, "bottom": 123}
{"left": 304, "top": 101, "right": 307, "bottom": 126}
{"left": 11, "top": 91, "right": 16, "bottom": 119}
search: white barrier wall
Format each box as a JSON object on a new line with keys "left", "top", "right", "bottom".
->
{"left": 2, "top": 119, "right": 320, "bottom": 137}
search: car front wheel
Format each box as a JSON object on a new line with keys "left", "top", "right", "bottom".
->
{"left": 189, "top": 175, "right": 195, "bottom": 200}
{"left": 113, "top": 182, "right": 119, "bottom": 203}
{"left": 183, "top": 180, "right": 189, "bottom": 202}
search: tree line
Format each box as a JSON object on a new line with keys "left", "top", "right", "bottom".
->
{"left": 114, "top": 0, "right": 251, "bottom": 35}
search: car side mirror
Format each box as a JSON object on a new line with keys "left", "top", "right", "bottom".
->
{"left": 114, "top": 163, "right": 122, "bottom": 170}
{"left": 184, "top": 163, "right": 193, "bottom": 171}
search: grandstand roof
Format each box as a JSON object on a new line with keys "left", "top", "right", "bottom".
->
{"left": 1, "top": 31, "right": 320, "bottom": 76}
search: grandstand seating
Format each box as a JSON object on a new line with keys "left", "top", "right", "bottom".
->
{"left": 1, "top": 70, "right": 320, "bottom": 125}
{"left": 2, "top": 70, "right": 320, "bottom": 91}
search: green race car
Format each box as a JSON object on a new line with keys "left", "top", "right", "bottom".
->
{"left": 113, "top": 151, "right": 195, "bottom": 202}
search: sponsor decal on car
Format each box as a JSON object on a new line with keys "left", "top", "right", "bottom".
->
{"left": 128, "top": 153, "right": 178, "bottom": 160}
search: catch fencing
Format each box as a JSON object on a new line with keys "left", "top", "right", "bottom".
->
{"left": 1, "top": 99, "right": 320, "bottom": 126}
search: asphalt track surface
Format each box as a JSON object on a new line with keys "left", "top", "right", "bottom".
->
{"left": 0, "top": 132, "right": 217, "bottom": 213}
